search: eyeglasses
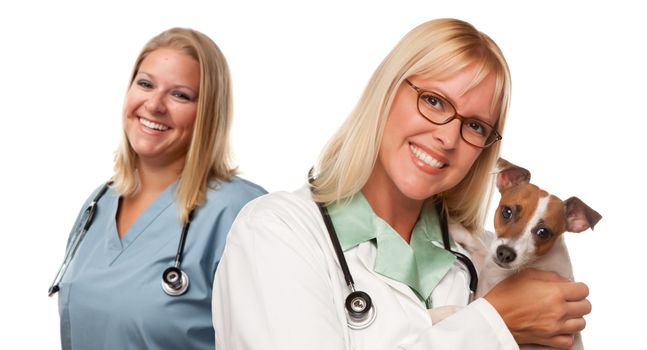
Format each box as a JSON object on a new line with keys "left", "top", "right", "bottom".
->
{"left": 404, "top": 79, "right": 502, "bottom": 148}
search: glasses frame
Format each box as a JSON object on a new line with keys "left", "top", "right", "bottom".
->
{"left": 404, "top": 79, "right": 502, "bottom": 148}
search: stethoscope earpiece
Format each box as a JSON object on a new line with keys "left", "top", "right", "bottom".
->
{"left": 345, "top": 291, "right": 377, "bottom": 329}
{"left": 162, "top": 266, "right": 189, "bottom": 296}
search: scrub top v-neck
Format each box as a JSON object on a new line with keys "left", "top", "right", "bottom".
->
{"left": 58, "top": 177, "right": 266, "bottom": 350}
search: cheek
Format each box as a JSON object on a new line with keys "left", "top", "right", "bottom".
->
{"left": 381, "top": 102, "right": 421, "bottom": 152}
{"left": 461, "top": 145, "right": 482, "bottom": 164}
{"left": 176, "top": 106, "right": 198, "bottom": 130}
{"left": 451, "top": 147, "right": 482, "bottom": 179}
{"left": 122, "top": 88, "right": 141, "bottom": 120}
{"left": 123, "top": 84, "right": 138, "bottom": 106}
{"left": 381, "top": 118, "right": 401, "bottom": 151}
{"left": 169, "top": 105, "right": 198, "bottom": 142}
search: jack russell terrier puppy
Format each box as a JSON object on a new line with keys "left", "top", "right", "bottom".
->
{"left": 430, "top": 158, "right": 601, "bottom": 350}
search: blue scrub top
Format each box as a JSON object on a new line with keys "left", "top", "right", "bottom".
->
{"left": 58, "top": 176, "right": 266, "bottom": 350}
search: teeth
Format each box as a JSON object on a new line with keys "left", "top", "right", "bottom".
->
{"left": 139, "top": 118, "right": 169, "bottom": 131}
{"left": 409, "top": 144, "right": 445, "bottom": 169}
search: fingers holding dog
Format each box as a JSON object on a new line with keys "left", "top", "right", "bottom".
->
{"left": 561, "top": 317, "right": 586, "bottom": 334}
{"left": 563, "top": 281, "right": 589, "bottom": 301}
{"left": 484, "top": 269, "right": 591, "bottom": 347}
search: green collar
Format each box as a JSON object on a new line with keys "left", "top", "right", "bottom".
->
{"left": 328, "top": 193, "right": 456, "bottom": 303}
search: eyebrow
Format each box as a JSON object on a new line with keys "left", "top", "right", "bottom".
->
{"left": 135, "top": 71, "right": 199, "bottom": 93}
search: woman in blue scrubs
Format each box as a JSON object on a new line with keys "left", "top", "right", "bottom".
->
{"left": 54, "top": 28, "right": 266, "bottom": 349}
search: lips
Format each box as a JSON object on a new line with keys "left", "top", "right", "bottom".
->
{"left": 138, "top": 117, "right": 170, "bottom": 131}
{"left": 409, "top": 143, "right": 447, "bottom": 169}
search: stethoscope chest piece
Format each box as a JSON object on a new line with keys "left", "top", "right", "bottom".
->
{"left": 345, "top": 291, "right": 377, "bottom": 330}
{"left": 162, "top": 266, "right": 189, "bottom": 296}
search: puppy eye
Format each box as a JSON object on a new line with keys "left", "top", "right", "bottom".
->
{"left": 535, "top": 228, "right": 552, "bottom": 240}
{"left": 501, "top": 205, "right": 513, "bottom": 220}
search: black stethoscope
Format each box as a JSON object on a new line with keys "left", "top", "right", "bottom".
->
{"left": 309, "top": 173, "right": 478, "bottom": 329}
{"left": 48, "top": 181, "right": 194, "bottom": 297}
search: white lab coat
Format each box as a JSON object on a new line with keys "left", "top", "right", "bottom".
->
{"left": 213, "top": 186, "right": 518, "bottom": 350}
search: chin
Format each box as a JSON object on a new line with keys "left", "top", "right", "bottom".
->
{"left": 395, "top": 177, "right": 440, "bottom": 201}
{"left": 129, "top": 141, "right": 158, "bottom": 158}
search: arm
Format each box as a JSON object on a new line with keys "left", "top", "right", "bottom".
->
{"left": 485, "top": 269, "right": 591, "bottom": 349}
{"left": 212, "top": 200, "right": 348, "bottom": 350}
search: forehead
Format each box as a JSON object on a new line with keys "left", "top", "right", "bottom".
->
{"left": 138, "top": 48, "right": 200, "bottom": 86}
{"left": 499, "top": 184, "right": 567, "bottom": 229}
{"left": 543, "top": 195, "right": 567, "bottom": 228}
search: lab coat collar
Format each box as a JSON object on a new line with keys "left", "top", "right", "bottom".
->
{"left": 328, "top": 193, "right": 456, "bottom": 302}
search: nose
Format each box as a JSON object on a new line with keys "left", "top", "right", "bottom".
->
{"left": 432, "top": 119, "right": 462, "bottom": 149}
{"left": 496, "top": 245, "right": 517, "bottom": 264}
{"left": 145, "top": 91, "right": 167, "bottom": 115}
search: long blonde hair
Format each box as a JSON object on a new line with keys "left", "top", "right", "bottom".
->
{"left": 113, "top": 27, "right": 237, "bottom": 223}
{"left": 312, "top": 19, "right": 511, "bottom": 233}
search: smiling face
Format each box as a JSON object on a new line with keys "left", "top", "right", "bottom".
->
{"left": 367, "top": 65, "right": 499, "bottom": 205}
{"left": 123, "top": 47, "right": 200, "bottom": 169}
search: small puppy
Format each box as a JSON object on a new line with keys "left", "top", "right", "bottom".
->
{"left": 477, "top": 158, "right": 602, "bottom": 296}
{"left": 431, "top": 158, "right": 601, "bottom": 350}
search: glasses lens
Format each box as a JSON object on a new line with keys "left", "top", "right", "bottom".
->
{"left": 416, "top": 89, "right": 499, "bottom": 148}
{"left": 461, "top": 119, "right": 494, "bottom": 147}
{"left": 418, "top": 92, "right": 454, "bottom": 124}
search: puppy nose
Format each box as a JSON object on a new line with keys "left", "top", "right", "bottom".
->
{"left": 496, "top": 245, "right": 517, "bottom": 264}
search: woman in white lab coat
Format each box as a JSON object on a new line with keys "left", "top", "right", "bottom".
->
{"left": 213, "top": 19, "right": 590, "bottom": 349}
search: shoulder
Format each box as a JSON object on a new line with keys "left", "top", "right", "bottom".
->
{"left": 227, "top": 186, "right": 325, "bottom": 245}
{"left": 210, "top": 175, "right": 267, "bottom": 198}
{"left": 81, "top": 181, "right": 114, "bottom": 207}
{"left": 64, "top": 181, "right": 114, "bottom": 240}
{"left": 236, "top": 185, "right": 317, "bottom": 220}
{"left": 203, "top": 176, "right": 267, "bottom": 210}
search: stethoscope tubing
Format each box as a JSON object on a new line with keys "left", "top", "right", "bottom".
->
{"left": 309, "top": 171, "right": 478, "bottom": 328}
{"left": 436, "top": 200, "right": 479, "bottom": 295}
{"left": 48, "top": 181, "right": 111, "bottom": 297}
{"left": 173, "top": 209, "right": 194, "bottom": 269}
{"left": 316, "top": 202, "right": 357, "bottom": 291}
{"left": 48, "top": 181, "right": 193, "bottom": 297}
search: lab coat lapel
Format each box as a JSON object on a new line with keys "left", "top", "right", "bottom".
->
{"left": 105, "top": 183, "right": 176, "bottom": 264}
{"left": 354, "top": 242, "right": 424, "bottom": 307}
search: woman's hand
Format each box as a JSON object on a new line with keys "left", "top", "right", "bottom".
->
{"left": 484, "top": 268, "right": 591, "bottom": 349}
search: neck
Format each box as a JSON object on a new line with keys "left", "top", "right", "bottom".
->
{"left": 136, "top": 156, "right": 185, "bottom": 194}
{"left": 362, "top": 166, "right": 424, "bottom": 243}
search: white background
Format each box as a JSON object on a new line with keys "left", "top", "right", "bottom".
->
{"left": 1, "top": 0, "right": 644, "bottom": 348}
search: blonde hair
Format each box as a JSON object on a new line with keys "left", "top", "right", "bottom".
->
{"left": 312, "top": 18, "right": 511, "bottom": 233}
{"left": 113, "top": 27, "right": 237, "bottom": 223}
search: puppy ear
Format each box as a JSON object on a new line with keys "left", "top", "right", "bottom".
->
{"left": 564, "top": 197, "right": 602, "bottom": 233}
{"left": 495, "top": 158, "right": 531, "bottom": 192}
